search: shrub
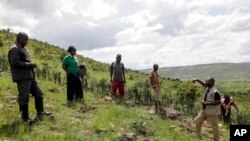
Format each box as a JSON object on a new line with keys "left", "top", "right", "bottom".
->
{"left": 0, "top": 39, "right": 3, "bottom": 47}
{"left": 236, "top": 110, "right": 250, "bottom": 125}
{"left": 176, "top": 82, "right": 201, "bottom": 115}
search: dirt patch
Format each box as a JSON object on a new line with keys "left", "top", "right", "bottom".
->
{"left": 119, "top": 133, "right": 137, "bottom": 141}
{"left": 81, "top": 129, "right": 93, "bottom": 137}
{"left": 9, "top": 96, "right": 18, "bottom": 101}
{"left": 131, "top": 121, "right": 154, "bottom": 136}
{"left": 103, "top": 96, "right": 113, "bottom": 101}
{"left": 139, "top": 138, "right": 155, "bottom": 141}
{"left": 95, "top": 128, "right": 114, "bottom": 134}
{"left": 49, "top": 88, "right": 59, "bottom": 93}
{"left": 79, "top": 106, "right": 96, "bottom": 114}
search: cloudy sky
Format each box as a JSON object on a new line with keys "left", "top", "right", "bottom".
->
{"left": 0, "top": 0, "right": 250, "bottom": 69}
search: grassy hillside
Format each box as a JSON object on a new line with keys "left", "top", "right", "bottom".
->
{"left": 0, "top": 29, "right": 248, "bottom": 141}
{"left": 146, "top": 63, "right": 250, "bottom": 82}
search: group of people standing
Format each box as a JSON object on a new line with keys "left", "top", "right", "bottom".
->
{"left": 8, "top": 32, "right": 239, "bottom": 141}
{"left": 7, "top": 32, "right": 128, "bottom": 125}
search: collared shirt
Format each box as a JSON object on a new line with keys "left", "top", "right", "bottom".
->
{"left": 62, "top": 54, "right": 79, "bottom": 77}
{"left": 149, "top": 70, "right": 160, "bottom": 86}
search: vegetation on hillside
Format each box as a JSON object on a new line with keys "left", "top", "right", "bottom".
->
{"left": 0, "top": 29, "right": 249, "bottom": 141}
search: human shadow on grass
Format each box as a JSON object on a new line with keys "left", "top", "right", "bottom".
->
{"left": 0, "top": 120, "right": 32, "bottom": 137}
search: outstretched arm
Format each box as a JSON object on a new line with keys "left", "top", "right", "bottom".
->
{"left": 192, "top": 79, "right": 206, "bottom": 87}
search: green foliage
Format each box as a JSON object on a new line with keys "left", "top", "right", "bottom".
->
{"left": 96, "top": 78, "right": 110, "bottom": 95}
{"left": 237, "top": 110, "right": 250, "bottom": 125}
{"left": 127, "top": 80, "right": 153, "bottom": 105}
{"left": 0, "top": 39, "right": 3, "bottom": 48}
{"left": 0, "top": 29, "right": 245, "bottom": 141}
{"left": 176, "top": 82, "right": 202, "bottom": 115}
{"left": 0, "top": 53, "right": 8, "bottom": 72}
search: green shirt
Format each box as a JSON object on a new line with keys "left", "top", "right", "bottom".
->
{"left": 62, "top": 55, "right": 79, "bottom": 77}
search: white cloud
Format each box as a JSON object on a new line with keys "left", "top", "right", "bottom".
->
{"left": 79, "top": 44, "right": 157, "bottom": 69}
{"left": 81, "top": 0, "right": 118, "bottom": 20}
{"left": 0, "top": 0, "right": 250, "bottom": 69}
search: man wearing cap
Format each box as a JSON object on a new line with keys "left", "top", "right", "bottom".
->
{"left": 110, "top": 54, "right": 126, "bottom": 99}
{"left": 193, "top": 77, "right": 221, "bottom": 141}
{"left": 8, "top": 32, "right": 52, "bottom": 125}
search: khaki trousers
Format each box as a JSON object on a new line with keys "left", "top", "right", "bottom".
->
{"left": 153, "top": 84, "right": 162, "bottom": 101}
{"left": 195, "top": 110, "right": 220, "bottom": 141}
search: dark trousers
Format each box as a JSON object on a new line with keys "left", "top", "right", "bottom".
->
{"left": 67, "top": 73, "right": 83, "bottom": 101}
{"left": 16, "top": 80, "right": 44, "bottom": 114}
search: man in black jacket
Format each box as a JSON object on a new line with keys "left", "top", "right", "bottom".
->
{"left": 8, "top": 32, "right": 52, "bottom": 125}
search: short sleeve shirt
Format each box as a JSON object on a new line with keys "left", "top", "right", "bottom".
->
{"left": 149, "top": 70, "right": 160, "bottom": 85}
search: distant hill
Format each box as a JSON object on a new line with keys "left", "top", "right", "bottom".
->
{"left": 142, "top": 63, "right": 250, "bottom": 81}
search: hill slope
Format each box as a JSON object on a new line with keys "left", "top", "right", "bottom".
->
{"left": 154, "top": 63, "right": 250, "bottom": 81}
{"left": 0, "top": 29, "right": 244, "bottom": 141}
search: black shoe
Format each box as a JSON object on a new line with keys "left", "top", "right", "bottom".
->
{"left": 36, "top": 111, "right": 53, "bottom": 120}
{"left": 40, "top": 111, "right": 52, "bottom": 116}
{"left": 24, "top": 118, "right": 35, "bottom": 126}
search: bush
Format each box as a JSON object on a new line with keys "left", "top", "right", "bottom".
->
{"left": 236, "top": 110, "right": 250, "bottom": 125}
{"left": 127, "top": 80, "right": 154, "bottom": 105}
{"left": 176, "top": 82, "right": 202, "bottom": 115}
{"left": 97, "top": 78, "right": 110, "bottom": 95}
{"left": 0, "top": 39, "right": 3, "bottom": 47}
{"left": 0, "top": 54, "right": 8, "bottom": 71}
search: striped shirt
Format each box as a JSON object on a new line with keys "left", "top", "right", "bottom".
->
{"left": 8, "top": 43, "right": 35, "bottom": 82}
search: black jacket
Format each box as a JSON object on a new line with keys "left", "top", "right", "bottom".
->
{"left": 8, "top": 43, "right": 35, "bottom": 82}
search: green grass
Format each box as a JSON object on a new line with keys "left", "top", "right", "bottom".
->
{"left": 0, "top": 29, "right": 246, "bottom": 141}
{"left": 0, "top": 72, "right": 232, "bottom": 141}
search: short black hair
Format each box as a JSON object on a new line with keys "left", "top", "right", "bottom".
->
{"left": 68, "top": 46, "right": 76, "bottom": 52}
{"left": 153, "top": 64, "right": 158, "bottom": 68}
{"left": 116, "top": 54, "right": 121, "bottom": 58}
{"left": 17, "top": 32, "right": 28, "bottom": 41}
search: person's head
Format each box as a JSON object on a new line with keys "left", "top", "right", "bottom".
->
{"left": 153, "top": 64, "right": 159, "bottom": 71}
{"left": 205, "top": 77, "right": 215, "bottom": 88}
{"left": 68, "top": 46, "right": 76, "bottom": 56}
{"left": 16, "top": 32, "right": 29, "bottom": 47}
{"left": 116, "top": 54, "right": 122, "bottom": 63}
{"left": 224, "top": 95, "right": 230, "bottom": 104}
